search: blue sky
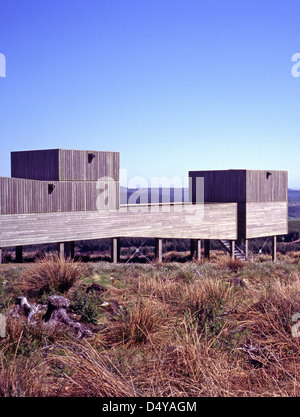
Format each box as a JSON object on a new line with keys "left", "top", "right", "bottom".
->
{"left": 0, "top": 0, "right": 300, "bottom": 188}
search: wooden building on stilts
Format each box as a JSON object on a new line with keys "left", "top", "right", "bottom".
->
{"left": 0, "top": 149, "right": 288, "bottom": 263}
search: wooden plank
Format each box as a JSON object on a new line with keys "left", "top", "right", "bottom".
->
{"left": 0, "top": 177, "right": 120, "bottom": 214}
{"left": 245, "top": 201, "right": 288, "bottom": 238}
{"left": 0, "top": 203, "right": 238, "bottom": 248}
{"left": 59, "top": 149, "right": 120, "bottom": 181}
{"left": 11, "top": 149, "right": 120, "bottom": 182}
{"left": 189, "top": 170, "right": 288, "bottom": 204}
{"left": 246, "top": 170, "right": 288, "bottom": 202}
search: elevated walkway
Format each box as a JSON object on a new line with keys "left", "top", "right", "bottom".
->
{"left": 0, "top": 202, "right": 237, "bottom": 248}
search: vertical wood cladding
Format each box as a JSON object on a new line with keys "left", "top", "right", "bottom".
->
{"left": 58, "top": 149, "right": 119, "bottom": 181}
{"left": 189, "top": 170, "right": 247, "bottom": 203}
{"left": 189, "top": 169, "right": 288, "bottom": 239}
{"left": 11, "top": 149, "right": 60, "bottom": 181}
{"left": 11, "top": 149, "right": 119, "bottom": 182}
{"left": 189, "top": 169, "right": 287, "bottom": 203}
{"left": 246, "top": 170, "right": 288, "bottom": 202}
{"left": 0, "top": 177, "right": 119, "bottom": 214}
{"left": 7, "top": 149, "right": 120, "bottom": 214}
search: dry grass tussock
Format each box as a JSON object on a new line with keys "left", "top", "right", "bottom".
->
{"left": 19, "top": 252, "right": 86, "bottom": 299}
{"left": 0, "top": 252, "right": 300, "bottom": 396}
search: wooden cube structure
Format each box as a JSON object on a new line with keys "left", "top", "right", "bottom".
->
{"left": 0, "top": 149, "right": 120, "bottom": 214}
{"left": 189, "top": 169, "right": 288, "bottom": 240}
{"left": 11, "top": 149, "right": 119, "bottom": 182}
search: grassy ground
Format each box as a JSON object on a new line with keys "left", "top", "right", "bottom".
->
{"left": 0, "top": 251, "right": 300, "bottom": 397}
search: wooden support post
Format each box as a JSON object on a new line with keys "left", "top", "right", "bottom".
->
{"left": 57, "top": 242, "right": 65, "bottom": 260}
{"left": 190, "top": 239, "right": 195, "bottom": 259}
{"left": 0, "top": 249, "right": 2, "bottom": 264}
{"left": 272, "top": 236, "right": 277, "bottom": 262}
{"left": 190, "top": 239, "right": 201, "bottom": 261}
{"left": 230, "top": 240, "right": 235, "bottom": 260}
{"left": 111, "top": 237, "right": 120, "bottom": 264}
{"left": 64, "top": 241, "right": 75, "bottom": 259}
{"left": 57, "top": 242, "right": 75, "bottom": 260}
{"left": 16, "top": 246, "right": 23, "bottom": 263}
{"left": 204, "top": 239, "right": 210, "bottom": 259}
{"left": 155, "top": 238, "right": 163, "bottom": 263}
{"left": 244, "top": 239, "right": 249, "bottom": 260}
{"left": 195, "top": 239, "right": 201, "bottom": 261}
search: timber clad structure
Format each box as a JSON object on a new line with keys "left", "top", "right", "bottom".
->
{"left": 1, "top": 149, "right": 120, "bottom": 215}
{"left": 189, "top": 169, "right": 288, "bottom": 241}
{"left": 0, "top": 149, "right": 288, "bottom": 263}
{"left": 11, "top": 149, "right": 120, "bottom": 182}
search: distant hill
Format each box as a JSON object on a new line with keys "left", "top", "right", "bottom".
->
{"left": 120, "top": 187, "right": 300, "bottom": 219}
{"left": 288, "top": 188, "right": 300, "bottom": 219}
{"left": 288, "top": 188, "right": 300, "bottom": 202}
{"left": 120, "top": 186, "right": 189, "bottom": 205}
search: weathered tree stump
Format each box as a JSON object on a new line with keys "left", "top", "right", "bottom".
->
{"left": 43, "top": 295, "right": 92, "bottom": 338}
{"left": 7, "top": 295, "right": 93, "bottom": 339}
{"left": 7, "top": 296, "right": 46, "bottom": 323}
